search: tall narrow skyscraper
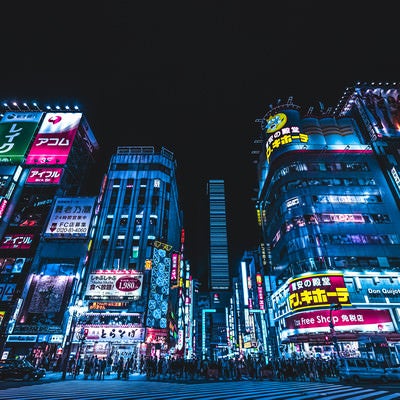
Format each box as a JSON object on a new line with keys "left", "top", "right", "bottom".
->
{"left": 207, "top": 179, "right": 230, "bottom": 290}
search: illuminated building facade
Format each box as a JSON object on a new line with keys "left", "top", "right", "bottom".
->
{"left": 254, "top": 84, "right": 400, "bottom": 364}
{"left": 81, "top": 146, "right": 183, "bottom": 362}
{"left": 205, "top": 179, "right": 231, "bottom": 358}
{"left": 208, "top": 179, "right": 230, "bottom": 291}
{"left": 0, "top": 107, "right": 99, "bottom": 359}
{"left": 234, "top": 251, "right": 268, "bottom": 358}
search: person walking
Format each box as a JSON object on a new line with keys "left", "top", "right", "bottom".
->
{"left": 117, "top": 356, "right": 124, "bottom": 379}
{"left": 83, "top": 358, "right": 91, "bottom": 380}
{"left": 98, "top": 357, "right": 107, "bottom": 380}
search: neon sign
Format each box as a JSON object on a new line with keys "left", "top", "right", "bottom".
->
{"left": 288, "top": 272, "right": 352, "bottom": 312}
{"left": 264, "top": 112, "right": 308, "bottom": 162}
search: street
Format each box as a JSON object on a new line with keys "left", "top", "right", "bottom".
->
{"left": 1, "top": 372, "right": 400, "bottom": 400}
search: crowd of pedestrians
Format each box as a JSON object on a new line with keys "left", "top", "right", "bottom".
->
{"left": 141, "top": 353, "right": 339, "bottom": 382}
{"left": 28, "top": 350, "right": 340, "bottom": 383}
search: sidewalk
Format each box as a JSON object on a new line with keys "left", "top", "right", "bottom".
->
{"left": 41, "top": 371, "right": 148, "bottom": 382}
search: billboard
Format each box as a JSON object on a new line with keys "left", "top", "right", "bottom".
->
{"left": 263, "top": 110, "right": 366, "bottom": 165}
{"left": 0, "top": 283, "right": 16, "bottom": 301}
{"left": 9, "top": 189, "right": 54, "bottom": 227}
{"left": 0, "top": 112, "right": 43, "bottom": 164}
{"left": 356, "top": 87, "right": 400, "bottom": 138}
{"left": 25, "top": 167, "right": 63, "bottom": 184}
{"left": 74, "top": 325, "right": 145, "bottom": 343}
{"left": 288, "top": 272, "right": 352, "bottom": 313}
{"left": 25, "top": 112, "right": 82, "bottom": 165}
{"left": 84, "top": 270, "right": 143, "bottom": 300}
{"left": 146, "top": 246, "right": 172, "bottom": 329}
{"left": 0, "top": 257, "right": 26, "bottom": 274}
{"left": 13, "top": 275, "right": 75, "bottom": 334}
{"left": 78, "top": 115, "right": 99, "bottom": 153}
{"left": 0, "top": 233, "right": 34, "bottom": 250}
{"left": 44, "top": 196, "right": 96, "bottom": 238}
{"left": 0, "top": 168, "right": 16, "bottom": 197}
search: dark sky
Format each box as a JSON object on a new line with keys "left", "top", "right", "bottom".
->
{"left": 1, "top": 2, "right": 399, "bottom": 285}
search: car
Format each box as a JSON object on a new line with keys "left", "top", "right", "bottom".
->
{"left": 382, "top": 366, "right": 400, "bottom": 383}
{"left": 337, "top": 357, "right": 386, "bottom": 383}
{"left": 0, "top": 358, "right": 46, "bottom": 381}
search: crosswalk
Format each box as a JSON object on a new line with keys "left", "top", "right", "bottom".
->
{"left": 0, "top": 379, "right": 399, "bottom": 400}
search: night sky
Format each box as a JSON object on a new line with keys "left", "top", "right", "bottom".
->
{"left": 1, "top": 2, "right": 399, "bottom": 286}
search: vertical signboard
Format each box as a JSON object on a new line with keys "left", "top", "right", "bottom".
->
{"left": 288, "top": 272, "right": 352, "bottom": 313}
{"left": 44, "top": 197, "right": 96, "bottom": 238}
{"left": 0, "top": 112, "right": 43, "bottom": 164}
{"left": 356, "top": 87, "right": 400, "bottom": 138}
{"left": 25, "top": 167, "right": 64, "bottom": 184}
{"left": 146, "top": 242, "right": 172, "bottom": 329}
{"left": 0, "top": 233, "right": 34, "bottom": 250}
{"left": 25, "top": 113, "right": 82, "bottom": 165}
{"left": 13, "top": 275, "right": 75, "bottom": 334}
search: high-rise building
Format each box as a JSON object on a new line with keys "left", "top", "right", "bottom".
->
{"left": 253, "top": 84, "right": 400, "bottom": 363}
{"left": 233, "top": 250, "right": 269, "bottom": 358}
{"left": 207, "top": 179, "right": 230, "bottom": 291}
{"left": 81, "top": 146, "right": 183, "bottom": 361}
{"left": 203, "top": 179, "right": 231, "bottom": 359}
{"left": 0, "top": 106, "right": 99, "bottom": 359}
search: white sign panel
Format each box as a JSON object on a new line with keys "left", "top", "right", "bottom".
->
{"left": 44, "top": 197, "right": 96, "bottom": 238}
{"left": 39, "top": 113, "right": 82, "bottom": 134}
{"left": 75, "top": 325, "right": 145, "bottom": 343}
{"left": 85, "top": 270, "right": 143, "bottom": 300}
{"left": 7, "top": 335, "right": 37, "bottom": 342}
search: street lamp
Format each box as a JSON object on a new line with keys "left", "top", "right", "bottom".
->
{"left": 73, "top": 323, "right": 87, "bottom": 379}
{"left": 61, "top": 300, "right": 87, "bottom": 380}
{"left": 329, "top": 303, "right": 342, "bottom": 357}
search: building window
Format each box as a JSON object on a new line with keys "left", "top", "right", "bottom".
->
{"left": 132, "top": 246, "right": 139, "bottom": 259}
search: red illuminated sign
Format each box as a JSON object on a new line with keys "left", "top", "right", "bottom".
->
{"left": 88, "top": 301, "right": 129, "bottom": 310}
{"left": 288, "top": 272, "right": 351, "bottom": 312}
{"left": 26, "top": 167, "right": 63, "bottom": 184}
{"left": 115, "top": 276, "right": 141, "bottom": 292}
{"left": 256, "top": 273, "right": 265, "bottom": 310}
{"left": 170, "top": 252, "right": 179, "bottom": 287}
{"left": 25, "top": 112, "right": 82, "bottom": 166}
{"left": 25, "top": 131, "right": 77, "bottom": 165}
{"left": 0, "top": 198, "right": 8, "bottom": 219}
{"left": 0, "top": 233, "right": 34, "bottom": 249}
